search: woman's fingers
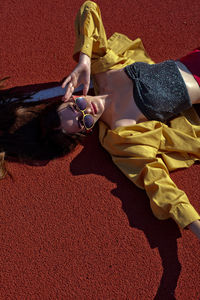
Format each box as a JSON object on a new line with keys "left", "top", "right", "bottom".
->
{"left": 83, "top": 82, "right": 90, "bottom": 96}
{"left": 62, "top": 73, "right": 77, "bottom": 101}
{"left": 63, "top": 82, "right": 74, "bottom": 101}
{"left": 62, "top": 61, "right": 91, "bottom": 101}
{"left": 62, "top": 75, "right": 71, "bottom": 88}
{"left": 70, "top": 72, "right": 78, "bottom": 88}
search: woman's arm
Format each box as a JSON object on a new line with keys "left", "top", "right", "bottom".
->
{"left": 62, "top": 1, "right": 108, "bottom": 101}
{"left": 99, "top": 121, "right": 200, "bottom": 232}
{"left": 73, "top": 1, "right": 108, "bottom": 62}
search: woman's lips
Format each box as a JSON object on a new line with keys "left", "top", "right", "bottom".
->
{"left": 91, "top": 102, "right": 97, "bottom": 114}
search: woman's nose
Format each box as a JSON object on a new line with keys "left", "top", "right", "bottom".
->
{"left": 84, "top": 104, "right": 93, "bottom": 115}
{"left": 76, "top": 110, "right": 83, "bottom": 118}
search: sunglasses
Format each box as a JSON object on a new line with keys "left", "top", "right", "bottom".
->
{"left": 72, "top": 96, "right": 94, "bottom": 131}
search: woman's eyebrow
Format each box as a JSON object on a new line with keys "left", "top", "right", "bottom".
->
{"left": 58, "top": 104, "right": 75, "bottom": 114}
{"left": 68, "top": 105, "right": 76, "bottom": 113}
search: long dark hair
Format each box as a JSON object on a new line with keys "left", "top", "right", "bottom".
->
{"left": 0, "top": 85, "right": 83, "bottom": 179}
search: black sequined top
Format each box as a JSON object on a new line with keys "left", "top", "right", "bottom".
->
{"left": 124, "top": 60, "right": 191, "bottom": 122}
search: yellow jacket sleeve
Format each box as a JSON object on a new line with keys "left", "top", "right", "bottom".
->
{"left": 73, "top": 1, "right": 154, "bottom": 74}
{"left": 73, "top": 1, "right": 108, "bottom": 62}
{"left": 99, "top": 119, "right": 200, "bottom": 229}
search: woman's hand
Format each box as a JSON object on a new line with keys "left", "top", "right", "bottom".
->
{"left": 62, "top": 53, "right": 91, "bottom": 102}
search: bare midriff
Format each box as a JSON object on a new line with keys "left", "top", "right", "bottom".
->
{"left": 176, "top": 61, "right": 200, "bottom": 105}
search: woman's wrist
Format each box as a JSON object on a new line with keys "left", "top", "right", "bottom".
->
{"left": 79, "top": 52, "right": 91, "bottom": 65}
{"left": 188, "top": 220, "right": 200, "bottom": 240}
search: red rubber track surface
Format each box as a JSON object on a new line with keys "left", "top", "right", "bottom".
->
{"left": 1, "top": 1, "right": 200, "bottom": 299}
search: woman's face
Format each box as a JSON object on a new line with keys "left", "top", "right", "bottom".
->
{"left": 57, "top": 95, "right": 105, "bottom": 134}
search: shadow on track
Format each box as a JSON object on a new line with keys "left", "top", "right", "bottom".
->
{"left": 70, "top": 128, "right": 182, "bottom": 300}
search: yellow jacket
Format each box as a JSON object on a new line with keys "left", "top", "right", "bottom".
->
{"left": 73, "top": 1, "right": 200, "bottom": 228}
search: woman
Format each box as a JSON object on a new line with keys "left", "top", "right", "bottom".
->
{"left": 60, "top": 1, "right": 200, "bottom": 240}
{"left": 1, "top": 1, "right": 200, "bottom": 240}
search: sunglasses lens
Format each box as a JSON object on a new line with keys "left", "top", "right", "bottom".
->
{"left": 75, "top": 97, "right": 87, "bottom": 110}
{"left": 74, "top": 97, "right": 94, "bottom": 130}
{"left": 84, "top": 114, "right": 94, "bottom": 129}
